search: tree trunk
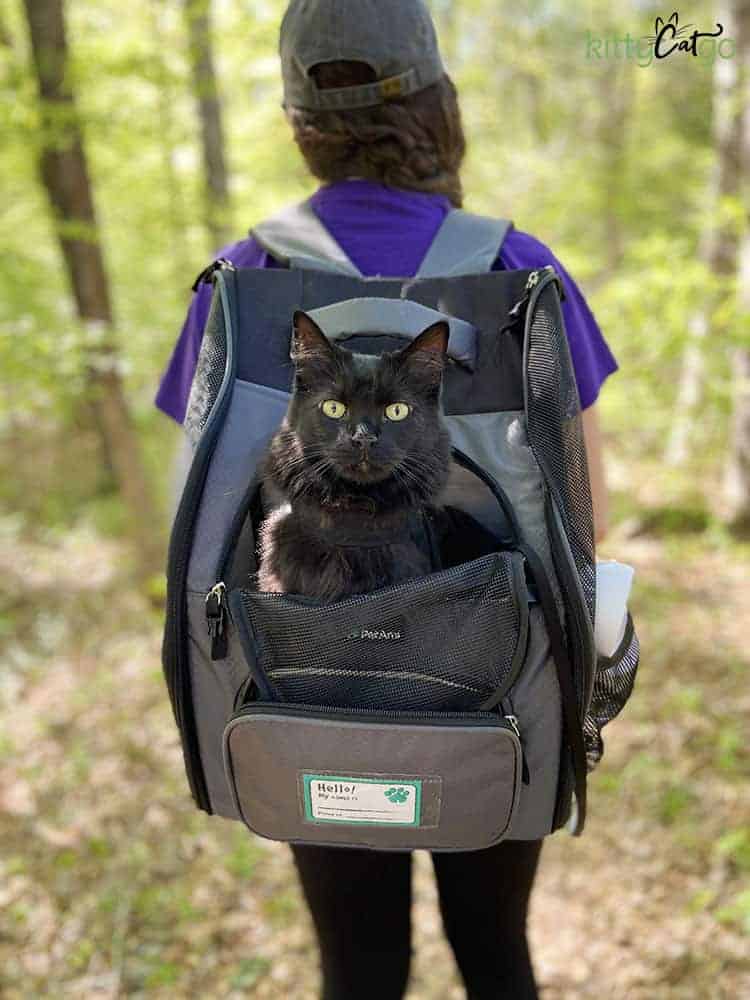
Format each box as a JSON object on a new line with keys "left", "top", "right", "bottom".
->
{"left": 723, "top": 0, "right": 750, "bottom": 532}
{"left": 149, "top": 0, "right": 194, "bottom": 287}
{"left": 597, "top": 57, "right": 634, "bottom": 270}
{"left": 0, "top": 9, "right": 13, "bottom": 47}
{"left": 184, "top": 0, "right": 231, "bottom": 252}
{"left": 22, "top": 0, "right": 161, "bottom": 580}
{"left": 665, "top": 0, "right": 744, "bottom": 465}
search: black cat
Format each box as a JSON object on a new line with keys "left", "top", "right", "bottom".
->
{"left": 256, "top": 310, "right": 458, "bottom": 602}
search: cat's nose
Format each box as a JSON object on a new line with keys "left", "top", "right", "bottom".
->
{"left": 351, "top": 422, "right": 378, "bottom": 448}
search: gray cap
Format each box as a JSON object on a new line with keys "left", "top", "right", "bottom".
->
{"left": 280, "top": 0, "right": 445, "bottom": 111}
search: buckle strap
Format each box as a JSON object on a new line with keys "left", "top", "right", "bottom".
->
{"left": 251, "top": 201, "right": 362, "bottom": 277}
{"left": 417, "top": 210, "right": 513, "bottom": 278}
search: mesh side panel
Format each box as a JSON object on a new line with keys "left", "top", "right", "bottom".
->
{"left": 525, "top": 284, "right": 596, "bottom": 627}
{"left": 183, "top": 288, "right": 227, "bottom": 446}
{"left": 239, "top": 552, "right": 525, "bottom": 712}
{"left": 583, "top": 616, "right": 640, "bottom": 770}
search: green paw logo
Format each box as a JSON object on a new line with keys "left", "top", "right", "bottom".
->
{"left": 384, "top": 787, "right": 410, "bottom": 804}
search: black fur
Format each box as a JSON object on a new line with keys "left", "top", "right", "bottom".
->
{"left": 256, "top": 312, "right": 452, "bottom": 602}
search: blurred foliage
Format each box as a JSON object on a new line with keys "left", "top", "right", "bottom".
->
{"left": 0, "top": 0, "right": 746, "bottom": 536}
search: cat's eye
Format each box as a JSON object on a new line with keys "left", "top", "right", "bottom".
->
{"left": 321, "top": 399, "right": 347, "bottom": 419}
{"left": 384, "top": 402, "right": 411, "bottom": 422}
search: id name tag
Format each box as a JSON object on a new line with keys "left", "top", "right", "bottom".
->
{"left": 302, "top": 774, "right": 422, "bottom": 827}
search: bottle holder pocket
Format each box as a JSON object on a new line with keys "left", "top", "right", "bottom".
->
{"left": 223, "top": 702, "right": 522, "bottom": 851}
{"left": 583, "top": 613, "right": 640, "bottom": 770}
{"left": 229, "top": 551, "right": 529, "bottom": 713}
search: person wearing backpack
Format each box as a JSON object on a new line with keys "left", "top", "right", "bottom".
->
{"left": 156, "top": 3, "right": 618, "bottom": 997}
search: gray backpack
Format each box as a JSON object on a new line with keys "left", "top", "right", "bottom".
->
{"left": 162, "top": 201, "right": 640, "bottom": 851}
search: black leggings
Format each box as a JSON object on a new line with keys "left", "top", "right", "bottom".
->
{"left": 291, "top": 839, "right": 542, "bottom": 1000}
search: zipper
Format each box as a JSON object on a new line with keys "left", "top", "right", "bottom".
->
{"left": 520, "top": 273, "right": 592, "bottom": 831}
{"left": 205, "top": 582, "right": 228, "bottom": 660}
{"left": 215, "top": 478, "right": 262, "bottom": 587}
{"left": 501, "top": 267, "right": 555, "bottom": 333}
{"left": 191, "top": 257, "right": 236, "bottom": 292}
{"left": 231, "top": 700, "right": 514, "bottom": 728}
{"left": 521, "top": 270, "right": 594, "bottom": 721}
{"left": 217, "top": 447, "right": 519, "bottom": 601}
{"left": 230, "top": 701, "right": 524, "bottom": 781}
{"left": 163, "top": 269, "right": 238, "bottom": 813}
{"left": 501, "top": 696, "right": 530, "bottom": 785}
{"left": 233, "top": 672, "right": 257, "bottom": 712}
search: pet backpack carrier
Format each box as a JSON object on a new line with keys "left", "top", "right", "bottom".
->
{"left": 162, "top": 201, "right": 640, "bottom": 851}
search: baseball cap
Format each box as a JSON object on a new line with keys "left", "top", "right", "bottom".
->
{"left": 280, "top": 0, "right": 445, "bottom": 111}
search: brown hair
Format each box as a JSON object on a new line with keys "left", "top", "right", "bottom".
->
{"left": 286, "top": 61, "right": 466, "bottom": 207}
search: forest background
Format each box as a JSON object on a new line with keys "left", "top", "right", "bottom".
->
{"left": 0, "top": 1, "right": 748, "bottom": 997}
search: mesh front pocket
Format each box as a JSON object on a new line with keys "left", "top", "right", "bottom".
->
{"left": 233, "top": 552, "right": 529, "bottom": 712}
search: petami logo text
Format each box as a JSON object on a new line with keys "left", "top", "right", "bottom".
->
{"left": 586, "top": 11, "right": 734, "bottom": 67}
{"left": 345, "top": 628, "right": 402, "bottom": 641}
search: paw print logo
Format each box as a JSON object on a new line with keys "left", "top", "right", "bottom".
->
{"left": 384, "top": 787, "right": 410, "bottom": 804}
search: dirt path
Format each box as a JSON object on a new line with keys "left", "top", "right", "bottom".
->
{"left": 0, "top": 524, "right": 748, "bottom": 998}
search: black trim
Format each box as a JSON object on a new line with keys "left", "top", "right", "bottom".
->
{"left": 518, "top": 540, "right": 588, "bottom": 834}
{"left": 213, "top": 444, "right": 520, "bottom": 600}
{"left": 228, "top": 588, "right": 276, "bottom": 702}
{"left": 450, "top": 446, "right": 521, "bottom": 548}
{"left": 162, "top": 269, "right": 239, "bottom": 813}
{"left": 544, "top": 492, "right": 595, "bottom": 718}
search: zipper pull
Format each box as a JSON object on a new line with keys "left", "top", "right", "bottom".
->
{"left": 205, "top": 582, "right": 228, "bottom": 660}
{"left": 504, "top": 712, "right": 530, "bottom": 785}
{"left": 502, "top": 269, "right": 541, "bottom": 332}
{"left": 191, "top": 257, "right": 236, "bottom": 292}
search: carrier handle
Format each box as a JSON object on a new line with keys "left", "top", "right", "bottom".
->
{"left": 306, "top": 298, "right": 479, "bottom": 371}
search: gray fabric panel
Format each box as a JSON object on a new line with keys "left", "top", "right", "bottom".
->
{"left": 186, "top": 591, "right": 248, "bottom": 818}
{"left": 445, "top": 411, "right": 558, "bottom": 592}
{"left": 186, "top": 379, "right": 290, "bottom": 593}
{"left": 223, "top": 713, "right": 521, "bottom": 851}
{"left": 417, "top": 210, "right": 512, "bottom": 278}
{"left": 252, "top": 202, "right": 362, "bottom": 277}
{"left": 504, "top": 606, "right": 562, "bottom": 838}
{"left": 307, "top": 297, "right": 477, "bottom": 369}
{"left": 441, "top": 412, "right": 566, "bottom": 837}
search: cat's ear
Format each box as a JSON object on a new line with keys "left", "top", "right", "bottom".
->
{"left": 400, "top": 321, "right": 450, "bottom": 359}
{"left": 396, "top": 321, "right": 449, "bottom": 387}
{"left": 291, "top": 310, "right": 334, "bottom": 362}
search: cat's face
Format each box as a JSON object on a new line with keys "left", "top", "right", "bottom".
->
{"left": 287, "top": 310, "right": 450, "bottom": 490}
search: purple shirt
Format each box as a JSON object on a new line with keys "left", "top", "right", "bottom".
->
{"left": 156, "top": 179, "right": 617, "bottom": 422}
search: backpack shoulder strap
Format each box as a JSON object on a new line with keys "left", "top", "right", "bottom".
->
{"left": 416, "top": 210, "right": 513, "bottom": 278}
{"left": 251, "top": 200, "right": 363, "bottom": 277}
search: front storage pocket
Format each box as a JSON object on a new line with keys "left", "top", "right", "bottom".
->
{"left": 223, "top": 703, "right": 522, "bottom": 851}
{"left": 229, "top": 551, "right": 529, "bottom": 712}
